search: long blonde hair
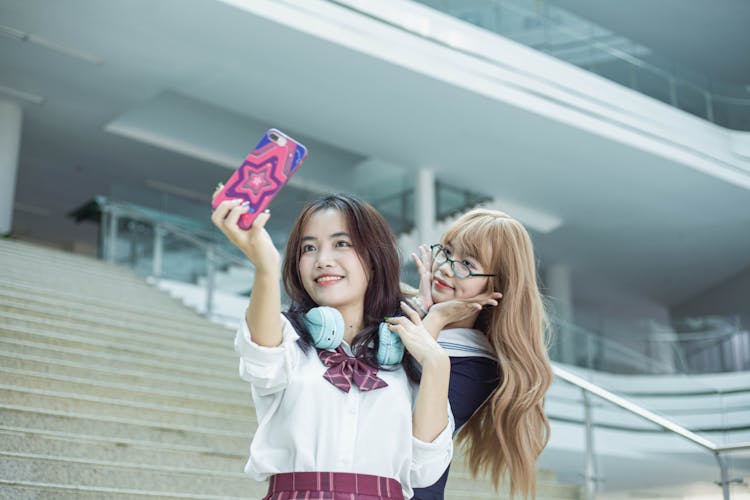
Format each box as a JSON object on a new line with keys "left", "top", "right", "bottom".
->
{"left": 443, "top": 209, "right": 553, "bottom": 499}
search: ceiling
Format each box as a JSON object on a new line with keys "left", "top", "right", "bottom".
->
{"left": 1, "top": 0, "right": 750, "bottom": 313}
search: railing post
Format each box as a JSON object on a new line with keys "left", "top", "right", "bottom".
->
{"left": 106, "top": 207, "right": 119, "bottom": 264}
{"left": 715, "top": 453, "right": 731, "bottom": 500}
{"left": 582, "top": 389, "right": 597, "bottom": 500}
{"left": 668, "top": 76, "right": 678, "bottom": 106}
{"left": 205, "top": 245, "right": 216, "bottom": 319}
{"left": 705, "top": 91, "right": 715, "bottom": 122}
{"left": 152, "top": 224, "right": 164, "bottom": 279}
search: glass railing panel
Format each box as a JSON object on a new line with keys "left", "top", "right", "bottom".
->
{"left": 540, "top": 380, "right": 732, "bottom": 498}
{"left": 546, "top": 367, "right": 748, "bottom": 498}
{"left": 408, "top": 0, "right": 750, "bottom": 130}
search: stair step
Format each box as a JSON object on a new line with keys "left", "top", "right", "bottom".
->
{"left": 0, "top": 335, "right": 245, "bottom": 388}
{"left": 0, "top": 350, "right": 246, "bottom": 399}
{"left": 0, "top": 482, "right": 248, "bottom": 500}
{"left": 0, "top": 276, "right": 196, "bottom": 319}
{"left": 0, "top": 430, "right": 244, "bottom": 474}
{"left": 0, "top": 386, "right": 254, "bottom": 433}
{"left": 0, "top": 367, "right": 251, "bottom": 416}
{"left": 0, "top": 282, "right": 227, "bottom": 332}
{"left": 0, "top": 453, "right": 266, "bottom": 498}
{"left": 0, "top": 270, "right": 182, "bottom": 308}
{"left": 0, "top": 321, "right": 237, "bottom": 372}
{"left": 0, "top": 290, "right": 233, "bottom": 340}
{"left": 0, "top": 242, "right": 149, "bottom": 278}
{"left": 0, "top": 407, "right": 250, "bottom": 452}
{"left": 0, "top": 302, "right": 233, "bottom": 356}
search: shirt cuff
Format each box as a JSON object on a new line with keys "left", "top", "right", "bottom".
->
{"left": 234, "top": 312, "right": 300, "bottom": 394}
{"left": 410, "top": 405, "right": 455, "bottom": 487}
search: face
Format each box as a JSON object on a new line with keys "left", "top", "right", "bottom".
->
{"left": 298, "top": 208, "right": 369, "bottom": 314}
{"left": 431, "top": 242, "right": 491, "bottom": 303}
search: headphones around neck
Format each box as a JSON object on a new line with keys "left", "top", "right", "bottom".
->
{"left": 303, "top": 306, "right": 404, "bottom": 366}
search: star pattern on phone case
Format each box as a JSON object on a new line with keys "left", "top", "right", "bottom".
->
{"left": 235, "top": 159, "right": 283, "bottom": 205}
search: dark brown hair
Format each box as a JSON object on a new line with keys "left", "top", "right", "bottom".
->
{"left": 282, "top": 193, "right": 418, "bottom": 378}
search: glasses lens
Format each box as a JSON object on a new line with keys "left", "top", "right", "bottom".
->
{"left": 454, "top": 261, "right": 470, "bottom": 278}
{"left": 432, "top": 245, "right": 447, "bottom": 263}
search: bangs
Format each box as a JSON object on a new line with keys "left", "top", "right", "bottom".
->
{"left": 442, "top": 214, "right": 499, "bottom": 267}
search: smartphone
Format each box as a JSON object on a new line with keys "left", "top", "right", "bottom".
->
{"left": 212, "top": 129, "right": 308, "bottom": 229}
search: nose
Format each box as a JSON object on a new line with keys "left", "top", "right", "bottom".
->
{"left": 314, "top": 245, "right": 335, "bottom": 269}
{"left": 438, "top": 259, "right": 454, "bottom": 277}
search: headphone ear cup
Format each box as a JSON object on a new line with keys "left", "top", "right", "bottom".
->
{"left": 304, "top": 306, "right": 345, "bottom": 350}
{"left": 377, "top": 321, "right": 405, "bottom": 365}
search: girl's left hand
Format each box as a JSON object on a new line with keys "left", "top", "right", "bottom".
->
{"left": 386, "top": 301, "right": 448, "bottom": 366}
{"left": 411, "top": 244, "right": 434, "bottom": 310}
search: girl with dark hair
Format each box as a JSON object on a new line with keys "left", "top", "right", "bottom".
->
{"left": 211, "top": 193, "right": 469, "bottom": 499}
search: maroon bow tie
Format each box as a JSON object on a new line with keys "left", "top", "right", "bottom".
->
{"left": 317, "top": 346, "right": 388, "bottom": 393}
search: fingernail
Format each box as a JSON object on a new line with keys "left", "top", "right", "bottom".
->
{"left": 241, "top": 201, "right": 250, "bottom": 207}
{"left": 264, "top": 209, "right": 270, "bottom": 214}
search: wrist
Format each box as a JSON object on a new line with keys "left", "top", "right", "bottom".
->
{"left": 410, "top": 296, "right": 429, "bottom": 318}
{"left": 419, "top": 349, "right": 450, "bottom": 372}
{"left": 253, "top": 265, "right": 281, "bottom": 281}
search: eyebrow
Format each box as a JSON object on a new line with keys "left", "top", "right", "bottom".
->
{"left": 301, "top": 231, "right": 351, "bottom": 242}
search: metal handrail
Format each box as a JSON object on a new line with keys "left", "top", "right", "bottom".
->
{"left": 104, "top": 201, "right": 248, "bottom": 268}
{"left": 552, "top": 363, "right": 750, "bottom": 499}
{"left": 100, "top": 199, "right": 253, "bottom": 319}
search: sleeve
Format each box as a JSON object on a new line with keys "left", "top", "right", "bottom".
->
{"left": 409, "top": 403, "right": 455, "bottom": 488}
{"left": 234, "top": 312, "right": 301, "bottom": 396}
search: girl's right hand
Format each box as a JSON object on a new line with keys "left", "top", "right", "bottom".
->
{"left": 210, "top": 188, "right": 280, "bottom": 272}
{"left": 422, "top": 292, "right": 503, "bottom": 337}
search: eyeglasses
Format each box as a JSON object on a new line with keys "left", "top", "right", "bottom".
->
{"left": 430, "top": 244, "right": 496, "bottom": 279}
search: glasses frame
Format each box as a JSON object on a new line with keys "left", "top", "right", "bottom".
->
{"left": 430, "top": 244, "right": 496, "bottom": 279}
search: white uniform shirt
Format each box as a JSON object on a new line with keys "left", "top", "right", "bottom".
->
{"left": 234, "top": 314, "right": 454, "bottom": 498}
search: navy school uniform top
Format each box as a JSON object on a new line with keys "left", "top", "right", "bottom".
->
{"left": 412, "top": 328, "right": 501, "bottom": 500}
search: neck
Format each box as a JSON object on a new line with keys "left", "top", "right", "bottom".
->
{"left": 445, "top": 311, "right": 480, "bottom": 330}
{"left": 337, "top": 304, "right": 364, "bottom": 344}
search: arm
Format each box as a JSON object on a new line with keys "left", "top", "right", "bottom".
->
{"left": 211, "top": 200, "right": 282, "bottom": 347}
{"left": 412, "top": 349, "right": 451, "bottom": 442}
{"left": 386, "top": 303, "right": 451, "bottom": 441}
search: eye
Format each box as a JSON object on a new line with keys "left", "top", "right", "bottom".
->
{"left": 302, "top": 244, "right": 316, "bottom": 253}
{"left": 444, "top": 247, "right": 453, "bottom": 258}
{"left": 335, "top": 240, "right": 352, "bottom": 248}
{"left": 461, "top": 259, "right": 475, "bottom": 269}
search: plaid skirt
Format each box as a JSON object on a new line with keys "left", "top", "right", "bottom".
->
{"left": 263, "top": 471, "right": 404, "bottom": 500}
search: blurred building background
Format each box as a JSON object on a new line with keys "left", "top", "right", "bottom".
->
{"left": 1, "top": 0, "right": 749, "bottom": 499}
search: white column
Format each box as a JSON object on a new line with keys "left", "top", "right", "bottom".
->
{"left": 414, "top": 168, "right": 435, "bottom": 245}
{"left": 0, "top": 100, "right": 22, "bottom": 235}
{"left": 546, "top": 264, "right": 576, "bottom": 364}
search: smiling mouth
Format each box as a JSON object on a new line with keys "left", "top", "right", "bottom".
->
{"left": 433, "top": 277, "right": 453, "bottom": 290}
{"left": 315, "top": 275, "right": 343, "bottom": 285}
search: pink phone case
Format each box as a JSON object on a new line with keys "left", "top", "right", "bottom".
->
{"left": 212, "top": 129, "right": 308, "bottom": 229}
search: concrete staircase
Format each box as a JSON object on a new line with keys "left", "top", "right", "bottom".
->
{"left": 0, "top": 239, "right": 581, "bottom": 499}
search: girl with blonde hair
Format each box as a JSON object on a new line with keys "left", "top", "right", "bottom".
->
{"left": 408, "top": 208, "right": 553, "bottom": 499}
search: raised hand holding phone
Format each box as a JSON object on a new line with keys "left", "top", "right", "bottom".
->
{"left": 212, "top": 128, "right": 308, "bottom": 230}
